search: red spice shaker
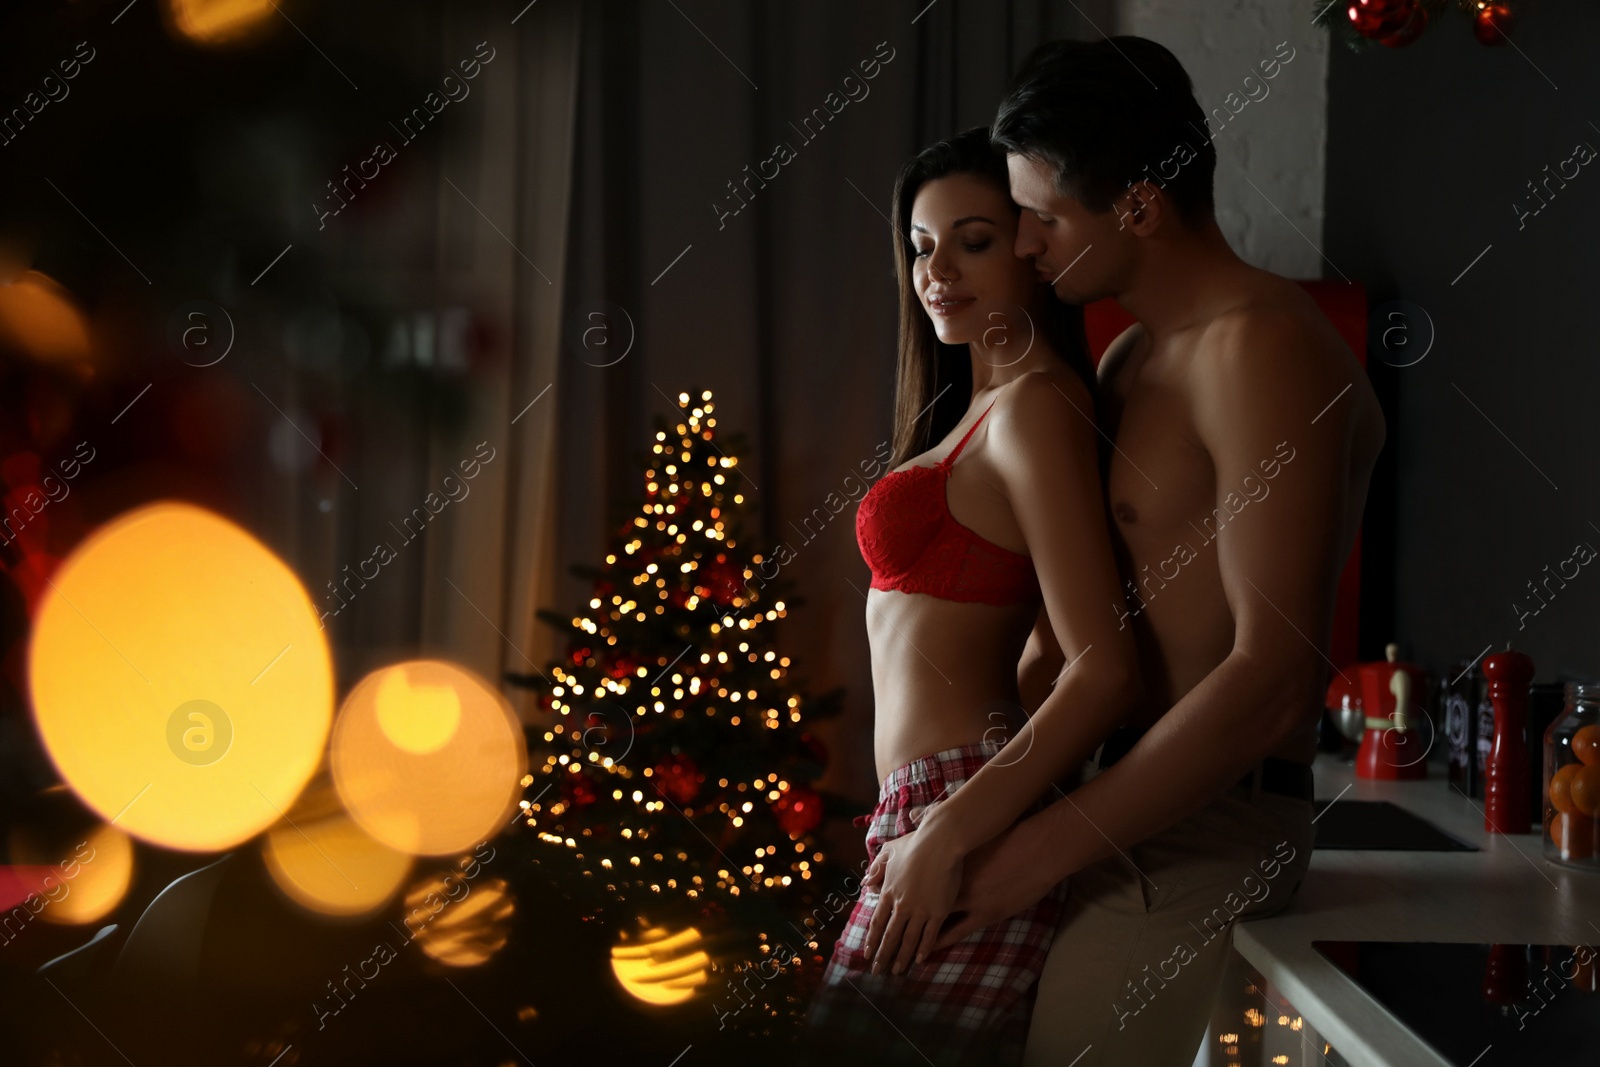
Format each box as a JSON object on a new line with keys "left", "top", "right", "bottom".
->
{"left": 1482, "top": 645, "right": 1534, "bottom": 835}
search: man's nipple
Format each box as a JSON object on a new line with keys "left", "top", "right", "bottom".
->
{"left": 1113, "top": 501, "right": 1139, "bottom": 524}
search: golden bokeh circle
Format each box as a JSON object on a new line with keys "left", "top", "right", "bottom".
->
{"left": 28, "top": 501, "right": 334, "bottom": 851}
{"left": 331, "top": 660, "right": 527, "bottom": 856}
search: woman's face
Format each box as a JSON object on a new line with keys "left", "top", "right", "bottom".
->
{"left": 908, "top": 173, "right": 1042, "bottom": 348}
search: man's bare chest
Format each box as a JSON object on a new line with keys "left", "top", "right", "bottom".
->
{"left": 1102, "top": 356, "right": 1216, "bottom": 546}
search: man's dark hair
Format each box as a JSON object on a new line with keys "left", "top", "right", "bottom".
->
{"left": 991, "top": 36, "right": 1215, "bottom": 225}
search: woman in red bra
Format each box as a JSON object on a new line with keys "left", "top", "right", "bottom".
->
{"left": 802, "top": 127, "right": 1140, "bottom": 1064}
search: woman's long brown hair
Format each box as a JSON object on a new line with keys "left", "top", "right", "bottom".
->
{"left": 887, "top": 125, "right": 1098, "bottom": 469}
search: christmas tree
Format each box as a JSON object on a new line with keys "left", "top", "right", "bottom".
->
{"left": 508, "top": 389, "right": 854, "bottom": 1038}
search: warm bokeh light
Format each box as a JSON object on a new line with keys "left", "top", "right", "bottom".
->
{"left": 0, "top": 270, "right": 93, "bottom": 371}
{"left": 405, "top": 873, "right": 513, "bottom": 968}
{"left": 163, "top": 0, "right": 277, "bottom": 45}
{"left": 261, "top": 777, "right": 412, "bottom": 917}
{"left": 5, "top": 822, "right": 134, "bottom": 925}
{"left": 29, "top": 501, "right": 334, "bottom": 851}
{"left": 610, "top": 924, "right": 711, "bottom": 1006}
{"left": 331, "top": 661, "right": 527, "bottom": 856}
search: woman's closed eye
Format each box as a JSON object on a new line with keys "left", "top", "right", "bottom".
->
{"left": 914, "top": 240, "right": 990, "bottom": 258}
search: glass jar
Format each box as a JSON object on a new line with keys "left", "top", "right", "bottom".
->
{"left": 1543, "top": 682, "right": 1600, "bottom": 870}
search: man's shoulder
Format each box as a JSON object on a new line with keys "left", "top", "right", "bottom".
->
{"left": 1192, "top": 280, "right": 1354, "bottom": 390}
{"left": 1096, "top": 321, "right": 1146, "bottom": 388}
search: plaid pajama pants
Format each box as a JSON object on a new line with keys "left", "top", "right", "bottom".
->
{"left": 802, "top": 740, "right": 1069, "bottom": 1066}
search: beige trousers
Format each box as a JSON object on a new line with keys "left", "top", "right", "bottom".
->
{"left": 1022, "top": 779, "right": 1315, "bottom": 1067}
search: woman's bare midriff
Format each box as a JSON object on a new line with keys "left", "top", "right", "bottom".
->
{"left": 867, "top": 587, "right": 1039, "bottom": 784}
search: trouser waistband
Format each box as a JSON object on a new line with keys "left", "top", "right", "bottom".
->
{"left": 1095, "top": 726, "right": 1314, "bottom": 802}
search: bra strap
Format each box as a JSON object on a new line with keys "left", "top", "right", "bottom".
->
{"left": 940, "top": 401, "right": 997, "bottom": 469}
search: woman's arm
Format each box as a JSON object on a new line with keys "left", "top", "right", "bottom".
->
{"left": 862, "top": 371, "right": 1142, "bottom": 973}
{"left": 1016, "top": 604, "right": 1065, "bottom": 716}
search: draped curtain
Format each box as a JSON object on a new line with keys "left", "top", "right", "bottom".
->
{"left": 549, "top": 0, "right": 1113, "bottom": 799}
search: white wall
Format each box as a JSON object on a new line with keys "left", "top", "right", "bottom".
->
{"left": 1116, "top": 0, "right": 1330, "bottom": 277}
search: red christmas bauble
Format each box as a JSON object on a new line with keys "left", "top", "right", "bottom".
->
{"left": 1346, "top": 0, "right": 1415, "bottom": 39}
{"left": 561, "top": 775, "right": 598, "bottom": 809}
{"left": 1378, "top": 3, "right": 1428, "bottom": 47}
{"left": 1474, "top": 3, "right": 1515, "bottom": 45}
{"left": 653, "top": 753, "right": 703, "bottom": 805}
{"left": 772, "top": 785, "right": 824, "bottom": 838}
{"left": 702, "top": 556, "right": 745, "bottom": 605}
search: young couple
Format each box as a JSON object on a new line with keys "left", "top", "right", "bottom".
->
{"left": 802, "top": 35, "right": 1384, "bottom": 1067}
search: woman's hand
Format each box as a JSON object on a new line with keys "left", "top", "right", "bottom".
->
{"left": 859, "top": 816, "right": 965, "bottom": 976}
{"left": 931, "top": 821, "right": 1062, "bottom": 952}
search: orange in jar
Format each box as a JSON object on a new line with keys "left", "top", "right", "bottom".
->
{"left": 1551, "top": 763, "right": 1582, "bottom": 815}
{"left": 1571, "top": 764, "right": 1600, "bottom": 817}
{"left": 1573, "top": 724, "right": 1600, "bottom": 767}
{"left": 1550, "top": 812, "right": 1595, "bottom": 861}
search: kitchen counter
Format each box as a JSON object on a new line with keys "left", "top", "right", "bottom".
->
{"left": 1230, "top": 754, "right": 1600, "bottom": 1067}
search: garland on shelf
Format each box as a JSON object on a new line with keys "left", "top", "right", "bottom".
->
{"left": 1314, "top": 0, "right": 1523, "bottom": 50}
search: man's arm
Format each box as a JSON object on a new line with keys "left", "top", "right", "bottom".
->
{"left": 941, "top": 311, "right": 1370, "bottom": 937}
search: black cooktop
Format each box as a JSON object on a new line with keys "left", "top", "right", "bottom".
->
{"left": 1313, "top": 940, "right": 1600, "bottom": 1066}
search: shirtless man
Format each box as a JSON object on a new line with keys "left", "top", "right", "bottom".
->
{"left": 865, "top": 36, "right": 1386, "bottom": 1065}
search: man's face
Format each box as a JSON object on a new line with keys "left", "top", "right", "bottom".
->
{"left": 1006, "top": 153, "right": 1129, "bottom": 306}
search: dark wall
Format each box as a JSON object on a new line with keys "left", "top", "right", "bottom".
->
{"left": 1326, "top": 6, "right": 1600, "bottom": 683}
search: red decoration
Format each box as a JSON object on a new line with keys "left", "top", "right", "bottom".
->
{"left": 608, "top": 652, "right": 639, "bottom": 679}
{"left": 561, "top": 775, "right": 598, "bottom": 809}
{"left": 653, "top": 753, "right": 703, "bottom": 805}
{"left": 1474, "top": 3, "right": 1515, "bottom": 45}
{"left": 570, "top": 645, "right": 592, "bottom": 667}
{"left": 702, "top": 556, "right": 745, "bottom": 606}
{"left": 1378, "top": 2, "right": 1428, "bottom": 47}
{"left": 1346, "top": 0, "right": 1415, "bottom": 39}
{"left": 772, "top": 785, "right": 823, "bottom": 838}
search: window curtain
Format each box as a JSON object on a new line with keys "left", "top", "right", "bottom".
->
{"left": 550, "top": 0, "right": 1112, "bottom": 796}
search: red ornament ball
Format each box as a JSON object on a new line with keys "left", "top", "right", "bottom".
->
{"left": 1474, "top": 3, "right": 1515, "bottom": 45}
{"left": 561, "top": 775, "right": 598, "bottom": 809}
{"left": 653, "top": 754, "right": 703, "bottom": 805}
{"left": 772, "top": 785, "right": 824, "bottom": 838}
{"left": 1378, "top": 2, "right": 1428, "bottom": 47}
{"left": 1346, "top": 0, "right": 1415, "bottom": 39}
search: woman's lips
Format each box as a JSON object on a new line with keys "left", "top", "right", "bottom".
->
{"left": 928, "top": 296, "right": 974, "bottom": 316}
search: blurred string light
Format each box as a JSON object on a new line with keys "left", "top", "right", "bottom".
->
{"left": 28, "top": 502, "right": 334, "bottom": 851}
{"left": 6, "top": 821, "right": 133, "bottom": 925}
{"left": 260, "top": 775, "right": 412, "bottom": 917}
{"left": 404, "top": 873, "right": 514, "bottom": 968}
{"left": 162, "top": 0, "right": 277, "bottom": 46}
{"left": 331, "top": 660, "right": 527, "bottom": 856}
{"left": 610, "top": 924, "right": 710, "bottom": 1006}
{"left": 0, "top": 269, "right": 93, "bottom": 374}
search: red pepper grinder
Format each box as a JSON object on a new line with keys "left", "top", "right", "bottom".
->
{"left": 1481, "top": 645, "right": 1534, "bottom": 835}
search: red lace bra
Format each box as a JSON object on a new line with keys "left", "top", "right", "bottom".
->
{"left": 855, "top": 401, "right": 1041, "bottom": 606}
